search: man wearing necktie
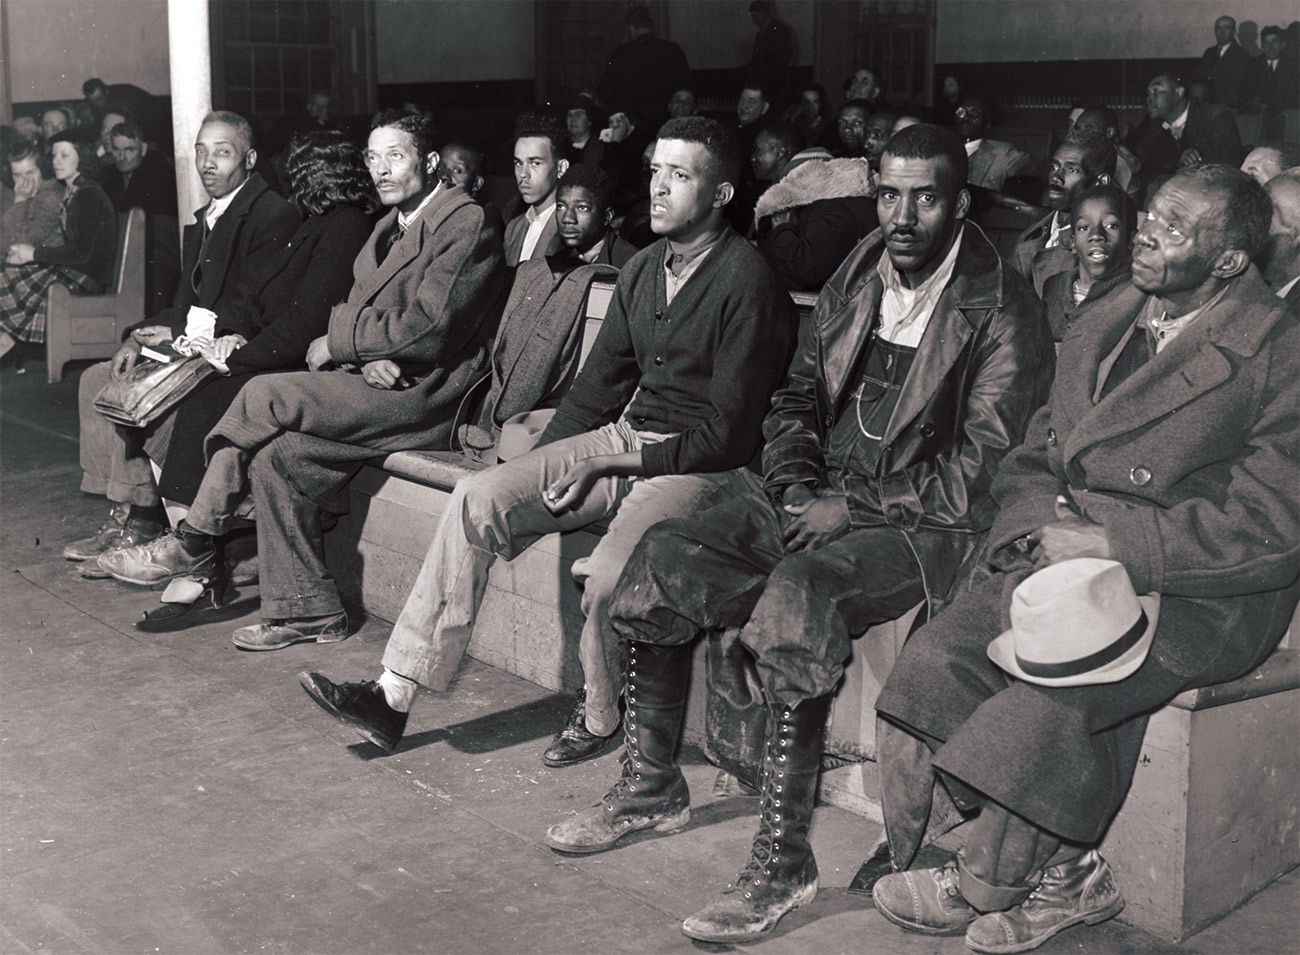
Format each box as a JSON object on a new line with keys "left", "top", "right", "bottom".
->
{"left": 872, "top": 165, "right": 1299, "bottom": 953}
{"left": 66, "top": 111, "right": 298, "bottom": 569}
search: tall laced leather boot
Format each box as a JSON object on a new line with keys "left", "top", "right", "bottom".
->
{"left": 681, "top": 694, "right": 832, "bottom": 944}
{"left": 546, "top": 640, "right": 692, "bottom": 854}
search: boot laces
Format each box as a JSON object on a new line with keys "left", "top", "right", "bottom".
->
{"left": 732, "top": 707, "right": 795, "bottom": 891}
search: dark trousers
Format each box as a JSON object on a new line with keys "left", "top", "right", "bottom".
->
{"left": 609, "top": 472, "right": 927, "bottom": 706}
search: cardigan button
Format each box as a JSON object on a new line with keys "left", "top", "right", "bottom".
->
{"left": 1130, "top": 466, "right": 1152, "bottom": 486}
{"left": 654, "top": 310, "right": 663, "bottom": 321}
{"left": 1047, "top": 428, "right": 1057, "bottom": 447}
{"left": 654, "top": 355, "right": 664, "bottom": 365}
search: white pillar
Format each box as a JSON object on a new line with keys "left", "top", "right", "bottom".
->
{"left": 168, "top": 0, "right": 212, "bottom": 231}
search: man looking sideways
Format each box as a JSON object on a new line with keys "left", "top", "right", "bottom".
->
{"left": 505, "top": 113, "right": 569, "bottom": 266}
{"left": 299, "top": 117, "right": 796, "bottom": 770}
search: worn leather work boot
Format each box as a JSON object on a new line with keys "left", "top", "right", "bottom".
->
{"left": 965, "top": 850, "right": 1124, "bottom": 953}
{"left": 546, "top": 641, "right": 692, "bottom": 854}
{"left": 62, "top": 503, "right": 130, "bottom": 561}
{"left": 873, "top": 860, "right": 979, "bottom": 935}
{"left": 680, "top": 694, "right": 832, "bottom": 944}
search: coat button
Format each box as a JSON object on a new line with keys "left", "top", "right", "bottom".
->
{"left": 654, "top": 355, "right": 664, "bottom": 365}
{"left": 1130, "top": 466, "right": 1152, "bottom": 486}
{"left": 1047, "top": 428, "right": 1057, "bottom": 447}
{"left": 654, "top": 310, "right": 663, "bottom": 321}
{"left": 920, "top": 423, "right": 935, "bottom": 438}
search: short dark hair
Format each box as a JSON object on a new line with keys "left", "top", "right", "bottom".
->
{"left": 799, "top": 82, "right": 827, "bottom": 102}
{"left": 1174, "top": 164, "right": 1272, "bottom": 260}
{"left": 1260, "top": 25, "right": 1283, "bottom": 41}
{"left": 869, "top": 108, "right": 900, "bottom": 126}
{"left": 287, "top": 129, "right": 378, "bottom": 218}
{"left": 758, "top": 120, "right": 804, "bottom": 157}
{"left": 1063, "top": 128, "right": 1117, "bottom": 180}
{"left": 750, "top": 1, "right": 772, "bottom": 13}
{"left": 201, "top": 110, "right": 256, "bottom": 153}
{"left": 840, "top": 98, "right": 873, "bottom": 116}
{"left": 1078, "top": 105, "right": 1119, "bottom": 131}
{"left": 440, "top": 140, "right": 486, "bottom": 177}
{"left": 558, "top": 163, "right": 615, "bottom": 211}
{"left": 881, "top": 123, "right": 969, "bottom": 194}
{"left": 82, "top": 78, "right": 107, "bottom": 96}
{"left": 101, "top": 106, "right": 137, "bottom": 126}
{"left": 625, "top": 4, "right": 652, "bottom": 29}
{"left": 110, "top": 120, "right": 144, "bottom": 143}
{"left": 657, "top": 115, "right": 744, "bottom": 187}
{"left": 566, "top": 99, "right": 599, "bottom": 127}
{"left": 1071, "top": 183, "right": 1137, "bottom": 236}
{"left": 513, "top": 111, "right": 566, "bottom": 160}
{"left": 371, "top": 108, "right": 440, "bottom": 158}
{"left": 8, "top": 139, "right": 52, "bottom": 178}
{"left": 47, "top": 130, "right": 101, "bottom": 184}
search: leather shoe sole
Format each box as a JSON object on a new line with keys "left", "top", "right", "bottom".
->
{"left": 233, "top": 614, "right": 348, "bottom": 651}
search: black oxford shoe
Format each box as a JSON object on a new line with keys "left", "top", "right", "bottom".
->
{"left": 542, "top": 694, "right": 619, "bottom": 767}
{"left": 299, "top": 671, "right": 408, "bottom": 753}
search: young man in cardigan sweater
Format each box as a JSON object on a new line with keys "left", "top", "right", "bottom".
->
{"left": 301, "top": 117, "right": 796, "bottom": 765}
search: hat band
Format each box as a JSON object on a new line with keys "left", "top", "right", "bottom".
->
{"left": 1015, "top": 610, "right": 1148, "bottom": 680}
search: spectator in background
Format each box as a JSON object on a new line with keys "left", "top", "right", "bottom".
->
{"left": 96, "top": 109, "right": 130, "bottom": 164}
{"left": 1241, "top": 144, "right": 1291, "bottom": 185}
{"left": 752, "top": 120, "right": 877, "bottom": 291}
{"left": 12, "top": 114, "right": 41, "bottom": 145}
{"left": 2, "top": 142, "right": 64, "bottom": 252}
{"left": 844, "top": 67, "right": 884, "bottom": 109}
{"left": 1251, "top": 25, "right": 1300, "bottom": 139}
{"left": 748, "top": 1, "right": 794, "bottom": 104}
{"left": 41, "top": 107, "right": 71, "bottom": 141}
{"left": 565, "top": 99, "right": 606, "bottom": 168}
{"left": 101, "top": 120, "right": 176, "bottom": 217}
{"left": 788, "top": 82, "right": 837, "bottom": 151}
{"left": 1012, "top": 131, "right": 1116, "bottom": 296}
{"left": 938, "top": 73, "right": 963, "bottom": 119}
{"left": 506, "top": 113, "right": 569, "bottom": 267}
{"left": 668, "top": 88, "right": 698, "bottom": 119}
{"left": 834, "top": 99, "right": 871, "bottom": 158}
{"left": 598, "top": 5, "right": 690, "bottom": 131}
{"left": 1196, "top": 14, "right": 1251, "bottom": 110}
{"left": 0, "top": 132, "right": 116, "bottom": 370}
{"left": 864, "top": 108, "right": 898, "bottom": 171}
{"left": 954, "top": 97, "right": 1028, "bottom": 190}
{"left": 305, "top": 91, "right": 332, "bottom": 128}
{"left": 1073, "top": 106, "right": 1142, "bottom": 201}
{"left": 1128, "top": 74, "right": 1243, "bottom": 193}
{"left": 736, "top": 83, "right": 771, "bottom": 156}
{"left": 1260, "top": 169, "right": 1300, "bottom": 307}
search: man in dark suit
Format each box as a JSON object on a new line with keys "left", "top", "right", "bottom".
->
{"left": 1261, "top": 169, "right": 1300, "bottom": 307}
{"left": 1128, "top": 74, "right": 1243, "bottom": 199}
{"left": 872, "top": 165, "right": 1298, "bottom": 954}
{"left": 1196, "top": 15, "right": 1252, "bottom": 109}
{"left": 66, "top": 110, "right": 300, "bottom": 568}
{"left": 1251, "top": 25, "right": 1300, "bottom": 139}
{"left": 504, "top": 113, "right": 568, "bottom": 267}
{"left": 1011, "top": 131, "right": 1116, "bottom": 296}
{"left": 115, "top": 110, "right": 506, "bottom": 652}
{"left": 597, "top": 4, "right": 691, "bottom": 131}
{"left": 101, "top": 119, "right": 181, "bottom": 312}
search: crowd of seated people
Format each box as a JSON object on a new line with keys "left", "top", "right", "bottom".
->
{"left": 30, "top": 4, "right": 1300, "bottom": 953}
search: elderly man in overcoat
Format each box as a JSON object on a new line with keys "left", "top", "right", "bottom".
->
{"left": 105, "top": 109, "right": 507, "bottom": 649}
{"left": 871, "top": 164, "right": 1300, "bottom": 954}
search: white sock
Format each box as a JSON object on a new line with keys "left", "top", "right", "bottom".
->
{"left": 377, "top": 668, "right": 417, "bottom": 713}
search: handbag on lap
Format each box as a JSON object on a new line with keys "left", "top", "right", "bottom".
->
{"left": 92, "top": 343, "right": 218, "bottom": 428}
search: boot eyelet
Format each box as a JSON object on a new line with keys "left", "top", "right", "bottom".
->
{"left": 778, "top": 754, "right": 786, "bottom": 762}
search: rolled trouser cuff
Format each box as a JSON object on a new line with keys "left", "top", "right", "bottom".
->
{"left": 957, "top": 851, "right": 1036, "bottom": 913}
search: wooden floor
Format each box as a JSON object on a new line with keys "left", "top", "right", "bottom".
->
{"left": 2, "top": 359, "right": 1297, "bottom": 955}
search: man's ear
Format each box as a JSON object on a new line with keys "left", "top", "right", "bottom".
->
{"left": 1094, "top": 172, "right": 1111, "bottom": 186}
{"left": 425, "top": 151, "right": 440, "bottom": 175}
{"left": 603, "top": 206, "right": 615, "bottom": 227}
{"left": 557, "top": 158, "right": 571, "bottom": 180}
{"left": 140, "top": 142, "right": 149, "bottom": 157}
{"left": 715, "top": 181, "right": 735, "bottom": 208}
{"left": 1211, "top": 247, "right": 1250, "bottom": 280}
{"left": 761, "top": 102, "right": 770, "bottom": 116}
{"left": 472, "top": 174, "right": 485, "bottom": 197}
{"left": 954, "top": 187, "right": 971, "bottom": 221}
{"left": 243, "top": 148, "right": 257, "bottom": 171}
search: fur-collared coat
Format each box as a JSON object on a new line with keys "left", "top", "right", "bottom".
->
{"left": 755, "top": 157, "right": 879, "bottom": 291}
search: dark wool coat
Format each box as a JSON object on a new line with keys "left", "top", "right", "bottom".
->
{"left": 878, "top": 268, "right": 1300, "bottom": 846}
{"left": 156, "top": 205, "right": 373, "bottom": 504}
{"left": 147, "top": 172, "right": 301, "bottom": 335}
{"left": 32, "top": 181, "right": 118, "bottom": 289}
{"left": 207, "top": 186, "right": 507, "bottom": 506}
{"left": 1040, "top": 268, "right": 1131, "bottom": 343}
{"left": 761, "top": 223, "right": 1056, "bottom": 612}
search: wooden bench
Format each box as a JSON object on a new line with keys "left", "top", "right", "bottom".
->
{"left": 45, "top": 207, "right": 146, "bottom": 384}
{"left": 322, "top": 279, "right": 1298, "bottom": 942}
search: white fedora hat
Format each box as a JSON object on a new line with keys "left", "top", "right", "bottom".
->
{"left": 987, "top": 558, "right": 1160, "bottom": 687}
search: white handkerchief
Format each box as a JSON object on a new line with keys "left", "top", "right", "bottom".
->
{"left": 184, "top": 306, "right": 218, "bottom": 340}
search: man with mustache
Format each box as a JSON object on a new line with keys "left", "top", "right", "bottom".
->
{"left": 872, "top": 164, "right": 1298, "bottom": 953}
{"left": 1011, "top": 131, "right": 1116, "bottom": 296}
{"left": 544, "top": 124, "right": 1053, "bottom": 945}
